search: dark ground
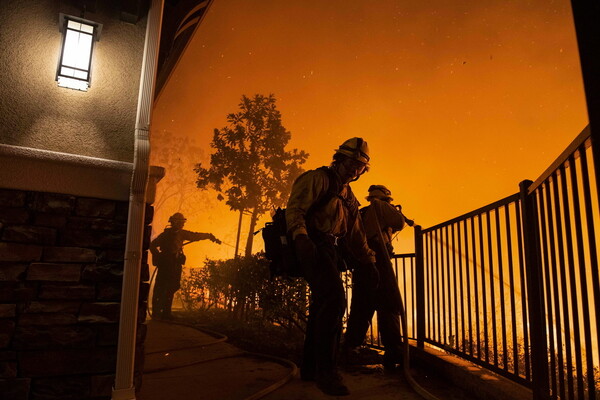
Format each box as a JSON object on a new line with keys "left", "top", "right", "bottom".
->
{"left": 169, "top": 309, "right": 476, "bottom": 400}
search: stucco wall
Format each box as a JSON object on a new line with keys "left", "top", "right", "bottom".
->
{"left": 0, "top": 0, "right": 146, "bottom": 163}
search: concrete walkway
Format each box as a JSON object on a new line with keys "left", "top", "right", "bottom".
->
{"left": 138, "top": 319, "right": 463, "bottom": 400}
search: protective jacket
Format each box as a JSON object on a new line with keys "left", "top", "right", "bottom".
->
{"left": 362, "top": 199, "right": 406, "bottom": 253}
{"left": 286, "top": 167, "right": 375, "bottom": 265}
{"left": 150, "top": 228, "right": 213, "bottom": 265}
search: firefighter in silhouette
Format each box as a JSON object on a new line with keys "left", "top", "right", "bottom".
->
{"left": 286, "top": 137, "right": 378, "bottom": 396}
{"left": 343, "top": 185, "right": 413, "bottom": 369}
{"left": 149, "top": 212, "right": 221, "bottom": 320}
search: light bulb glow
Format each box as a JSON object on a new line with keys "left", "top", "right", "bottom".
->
{"left": 57, "top": 17, "right": 96, "bottom": 91}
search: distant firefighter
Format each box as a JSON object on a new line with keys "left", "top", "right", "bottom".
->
{"left": 343, "top": 184, "right": 411, "bottom": 369}
{"left": 149, "top": 212, "right": 221, "bottom": 320}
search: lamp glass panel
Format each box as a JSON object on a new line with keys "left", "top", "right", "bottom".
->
{"left": 67, "top": 20, "right": 80, "bottom": 30}
{"left": 58, "top": 76, "right": 89, "bottom": 91}
{"left": 81, "top": 24, "right": 94, "bottom": 34}
{"left": 60, "top": 66, "right": 75, "bottom": 77}
{"left": 62, "top": 29, "right": 93, "bottom": 70}
{"left": 74, "top": 69, "right": 88, "bottom": 79}
{"left": 57, "top": 18, "right": 95, "bottom": 91}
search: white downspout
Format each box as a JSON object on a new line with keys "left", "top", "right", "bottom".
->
{"left": 112, "top": 0, "right": 164, "bottom": 399}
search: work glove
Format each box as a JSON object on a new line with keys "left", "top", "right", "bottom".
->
{"left": 294, "top": 234, "right": 316, "bottom": 257}
{"left": 294, "top": 234, "right": 317, "bottom": 281}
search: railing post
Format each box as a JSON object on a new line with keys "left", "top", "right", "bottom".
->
{"left": 414, "top": 224, "right": 425, "bottom": 348}
{"left": 519, "top": 180, "right": 550, "bottom": 400}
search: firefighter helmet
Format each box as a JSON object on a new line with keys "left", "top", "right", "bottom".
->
{"left": 335, "top": 137, "right": 370, "bottom": 164}
{"left": 168, "top": 212, "right": 187, "bottom": 223}
{"left": 367, "top": 184, "right": 393, "bottom": 201}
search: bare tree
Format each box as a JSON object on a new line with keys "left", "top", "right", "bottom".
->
{"left": 151, "top": 130, "right": 215, "bottom": 233}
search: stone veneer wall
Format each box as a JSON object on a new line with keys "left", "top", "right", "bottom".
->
{"left": 0, "top": 188, "right": 152, "bottom": 400}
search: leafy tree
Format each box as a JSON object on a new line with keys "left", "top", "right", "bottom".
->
{"left": 195, "top": 94, "right": 308, "bottom": 256}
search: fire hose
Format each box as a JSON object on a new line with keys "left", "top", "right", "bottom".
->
{"left": 374, "top": 208, "right": 441, "bottom": 400}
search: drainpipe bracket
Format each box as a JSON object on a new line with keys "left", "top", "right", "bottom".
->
{"left": 111, "top": 386, "right": 136, "bottom": 400}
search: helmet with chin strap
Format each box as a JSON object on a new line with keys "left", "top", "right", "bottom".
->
{"left": 366, "top": 185, "right": 393, "bottom": 201}
{"left": 335, "top": 137, "right": 370, "bottom": 165}
{"left": 168, "top": 213, "right": 186, "bottom": 224}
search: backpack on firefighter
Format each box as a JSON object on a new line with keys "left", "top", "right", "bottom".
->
{"left": 262, "top": 207, "right": 301, "bottom": 278}
{"left": 262, "top": 166, "right": 351, "bottom": 278}
{"left": 262, "top": 164, "right": 367, "bottom": 278}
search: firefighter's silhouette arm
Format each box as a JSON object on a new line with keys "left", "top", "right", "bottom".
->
{"left": 182, "top": 231, "right": 222, "bottom": 245}
{"left": 150, "top": 213, "right": 221, "bottom": 267}
{"left": 392, "top": 204, "right": 414, "bottom": 227}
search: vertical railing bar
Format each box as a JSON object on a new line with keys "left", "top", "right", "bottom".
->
{"left": 411, "top": 256, "right": 415, "bottom": 338}
{"left": 520, "top": 181, "right": 550, "bottom": 400}
{"left": 445, "top": 225, "right": 452, "bottom": 349}
{"left": 431, "top": 231, "right": 437, "bottom": 342}
{"left": 568, "top": 150, "right": 595, "bottom": 400}
{"left": 456, "top": 222, "right": 467, "bottom": 353}
{"left": 504, "top": 203, "right": 519, "bottom": 376}
{"left": 441, "top": 225, "right": 448, "bottom": 346}
{"left": 579, "top": 147, "right": 600, "bottom": 379}
{"left": 409, "top": 257, "right": 415, "bottom": 339}
{"left": 427, "top": 231, "right": 434, "bottom": 340}
{"left": 479, "top": 213, "right": 490, "bottom": 364}
{"left": 424, "top": 232, "right": 430, "bottom": 340}
{"left": 487, "top": 210, "right": 498, "bottom": 367}
{"left": 395, "top": 256, "right": 400, "bottom": 343}
{"left": 545, "top": 179, "right": 565, "bottom": 400}
{"left": 472, "top": 216, "right": 481, "bottom": 360}
{"left": 404, "top": 258, "right": 412, "bottom": 336}
{"left": 452, "top": 223, "right": 459, "bottom": 351}
{"left": 559, "top": 160, "right": 584, "bottom": 399}
{"left": 495, "top": 207, "right": 508, "bottom": 370}
{"left": 464, "top": 218, "right": 473, "bottom": 356}
{"left": 404, "top": 257, "right": 409, "bottom": 337}
{"left": 537, "top": 185, "right": 557, "bottom": 397}
{"left": 415, "top": 225, "right": 425, "bottom": 348}
{"left": 435, "top": 228, "right": 442, "bottom": 344}
{"left": 552, "top": 168, "right": 575, "bottom": 400}
{"left": 413, "top": 256, "right": 417, "bottom": 338}
{"left": 457, "top": 221, "right": 466, "bottom": 353}
{"left": 515, "top": 199, "right": 531, "bottom": 381}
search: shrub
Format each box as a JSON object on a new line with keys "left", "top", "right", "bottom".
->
{"left": 177, "top": 253, "right": 308, "bottom": 335}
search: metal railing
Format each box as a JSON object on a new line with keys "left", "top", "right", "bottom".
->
{"left": 358, "top": 126, "right": 598, "bottom": 399}
{"left": 525, "top": 126, "right": 599, "bottom": 400}
{"left": 419, "top": 192, "right": 531, "bottom": 385}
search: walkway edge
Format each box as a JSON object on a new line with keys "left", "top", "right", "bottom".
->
{"left": 408, "top": 343, "right": 532, "bottom": 400}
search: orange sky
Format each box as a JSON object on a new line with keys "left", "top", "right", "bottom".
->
{"left": 151, "top": 0, "right": 588, "bottom": 266}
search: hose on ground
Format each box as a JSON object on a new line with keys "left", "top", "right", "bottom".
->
{"left": 372, "top": 216, "right": 441, "bottom": 400}
{"left": 399, "top": 296, "right": 441, "bottom": 400}
{"left": 144, "top": 319, "right": 298, "bottom": 400}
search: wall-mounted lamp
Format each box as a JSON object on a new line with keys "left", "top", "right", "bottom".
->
{"left": 56, "top": 13, "right": 102, "bottom": 91}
